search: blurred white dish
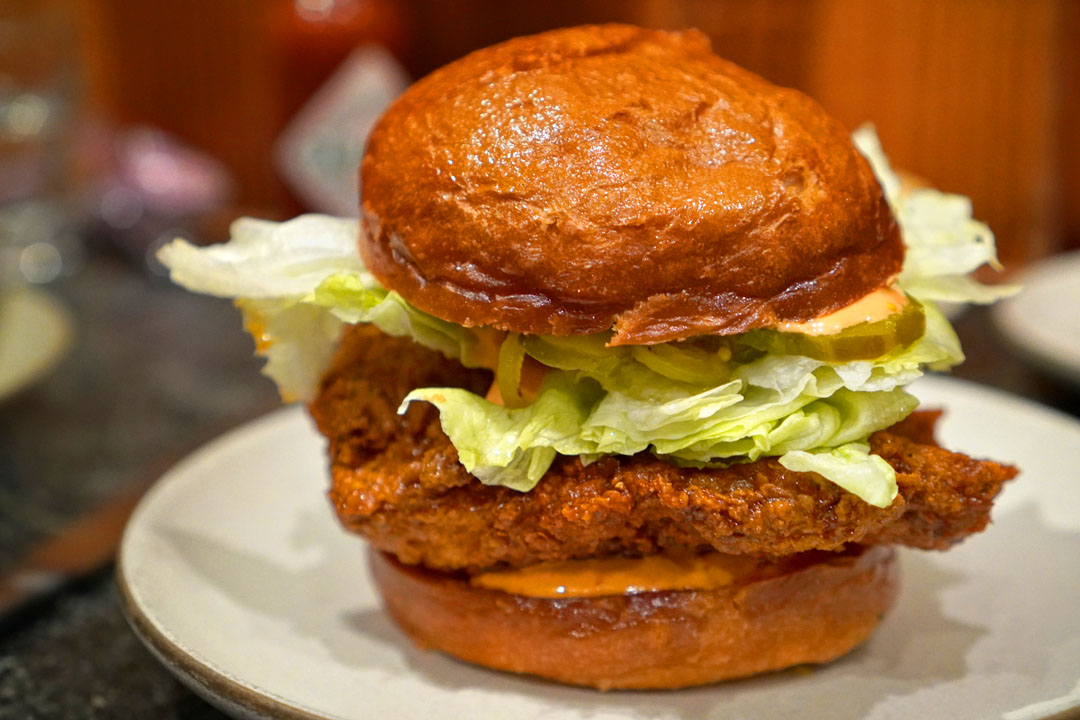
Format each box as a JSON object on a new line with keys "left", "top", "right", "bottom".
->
{"left": 118, "top": 376, "right": 1080, "bottom": 720}
{"left": 994, "top": 250, "right": 1080, "bottom": 386}
{"left": 0, "top": 287, "right": 72, "bottom": 401}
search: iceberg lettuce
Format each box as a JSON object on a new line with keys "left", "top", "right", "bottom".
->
{"left": 400, "top": 374, "right": 601, "bottom": 492}
{"left": 161, "top": 217, "right": 489, "bottom": 400}
{"left": 402, "top": 374, "right": 913, "bottom": 506}
{"left": 779, "top": 443, "right": 898, "bottom": 509}
{"left": 852, "top": 125, "right": 1018, "bottom": 305}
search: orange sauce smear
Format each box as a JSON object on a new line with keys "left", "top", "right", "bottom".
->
{"left": 470, "top": 554, "right": 767, "bottom": 599}
{"left": 778, "top": 286, "right": 908, "bottom": 335}
{"left": 238, "top": 302, "right": 274, "bottom": 353}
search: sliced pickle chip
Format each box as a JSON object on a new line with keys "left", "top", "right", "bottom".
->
{"left": 630, "top": 343, "right": 732, "bottom": 385}
{"left": 496, "top": 333, "right": 528, "bottom": 408}
{"left": 740, "top": 299, "right": 926, "bottom": 362}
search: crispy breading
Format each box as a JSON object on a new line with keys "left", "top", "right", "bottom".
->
{"left": 311, "top": 325, "right": 1016, "bottom": 573}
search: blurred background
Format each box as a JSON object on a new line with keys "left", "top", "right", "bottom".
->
{"left": 1, "top": 2, "right": 1078, "bottom": 717}
{"left": 56, "top": 0, "right": 1080, "bottom": 268}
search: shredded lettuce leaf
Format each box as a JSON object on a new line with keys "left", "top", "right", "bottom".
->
{"left": 402, "top": 340, "right": 927, "bottom": 503}
{"left": 401, "top": 374, "right": 602, "bottom": 492}
{"left": 852, "top": 125, "right": 1018, "bottom": 304}
{"left": 157, "top": 131, "right": 1010, "bottom": 506}
{"left": 779, "top": 443, "right": 898, "bottom": 509}
{"left": 236, "top": 298, "right": 345, "bottom": 404}
{"left": 312, "top": 273, "right": 492, "bottom": 368}
{"left": 161, "top": 216, "right": 488, "bottom": 400}
{"left": 157, "top": 215, "right": 368, "bottom": 298}
{"left": 402, "top": 375, "right": 913, "bottom": 507}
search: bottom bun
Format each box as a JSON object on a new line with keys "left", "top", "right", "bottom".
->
{"left": 369, "top": 546, "right": 900, "bottom": 690}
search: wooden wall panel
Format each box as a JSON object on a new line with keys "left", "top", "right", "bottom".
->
{"left": 74, "top": 0, "right": 1075, "bottom": 261}
{"left": 634, "top": 0, "right": 813, "bottom": 90}
{"left": 806, "top": 0, "right": 1061, "bottom": 267}
{"left": 76, "top": 0, "right": 283, "bottom": 210}
{"left": 1061, "top": 0, "right": 1080, "bottom": 251}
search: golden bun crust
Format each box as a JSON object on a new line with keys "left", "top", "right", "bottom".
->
{"left": 360, "top": 24, "right": 903, "bottom": 344}
{"left": 370, "top": 546, "right": 900, "bottom": 690}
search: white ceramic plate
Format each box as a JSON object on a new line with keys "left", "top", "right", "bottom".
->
{"left": 994, "top": 250, "right": 1080, "bottom": 387}
{"left": 118, "top": 375, "right": 1080, "bottom": 720}
{"left": 0, "top": 287, "right": 72, "bottom": 401}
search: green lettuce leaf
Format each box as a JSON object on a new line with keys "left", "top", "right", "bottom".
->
{"left": 157, "top": 215, "right": 368, "bottom": 298}
{"left": 852, "top": 125, "right": 1018, "bottom": 304}
{"left": 312, "top": 273, "right": 494, "bottom": 368}
{"left": 779, "top": 443, "right": 898, "bottom": 508}
{"left": 400, "top": 374, "right": 602, "bottom": 491}
{"left": 159, "top": 217, "right": 490, "bottom": 401}
{"left": 401, "top": 368, "right": 914, "bottom": 499}
{"left": 235, "top": 298, "right": 345, "bottom": 403}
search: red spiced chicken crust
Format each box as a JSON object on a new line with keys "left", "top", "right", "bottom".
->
{"left": 310, "top": 325, "right": 1016, "bottom": 574}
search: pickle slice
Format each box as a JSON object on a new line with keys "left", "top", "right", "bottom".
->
{"left": 630, "top": 342, "right": 732, "bottom": 385}
{"left": 741, "top": 299, "right": 926, "bottom": 362}
{"left": 496, "top": 333, "right": 529, "bottom": 408}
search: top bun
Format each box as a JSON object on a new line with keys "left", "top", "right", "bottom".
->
{"left": 360, "top": 24, "right": 903, "bottom": 345}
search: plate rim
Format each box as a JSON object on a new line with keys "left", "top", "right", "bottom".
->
{"left": 117, "top": 551, "right": 329, "bottom": 720}
{"left": 117, "top": 405, "right": 330, "bottom": 720}
{"left": 0, "top": 287, "right": 74, "bottom": 401}
{"left": 992, "top": 250, "right": 1080, "bottom": 386}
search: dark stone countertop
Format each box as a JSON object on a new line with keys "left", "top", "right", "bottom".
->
{"left": 0, "top": 253, "right": 278, "bottom": 720}
{"left": 0, "top": 251, "right": 1076, "bottom": 720}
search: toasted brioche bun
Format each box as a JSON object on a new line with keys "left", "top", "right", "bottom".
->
{"left": 360, "top": 24, "right": 902, "bottom": 345}
{"left": 370, "top": 546, "right": 900, "bottom": 690}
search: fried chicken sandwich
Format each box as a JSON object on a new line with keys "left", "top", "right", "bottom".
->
{"left": 160, "top": 25, "right": 1017, "bottom": 690}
